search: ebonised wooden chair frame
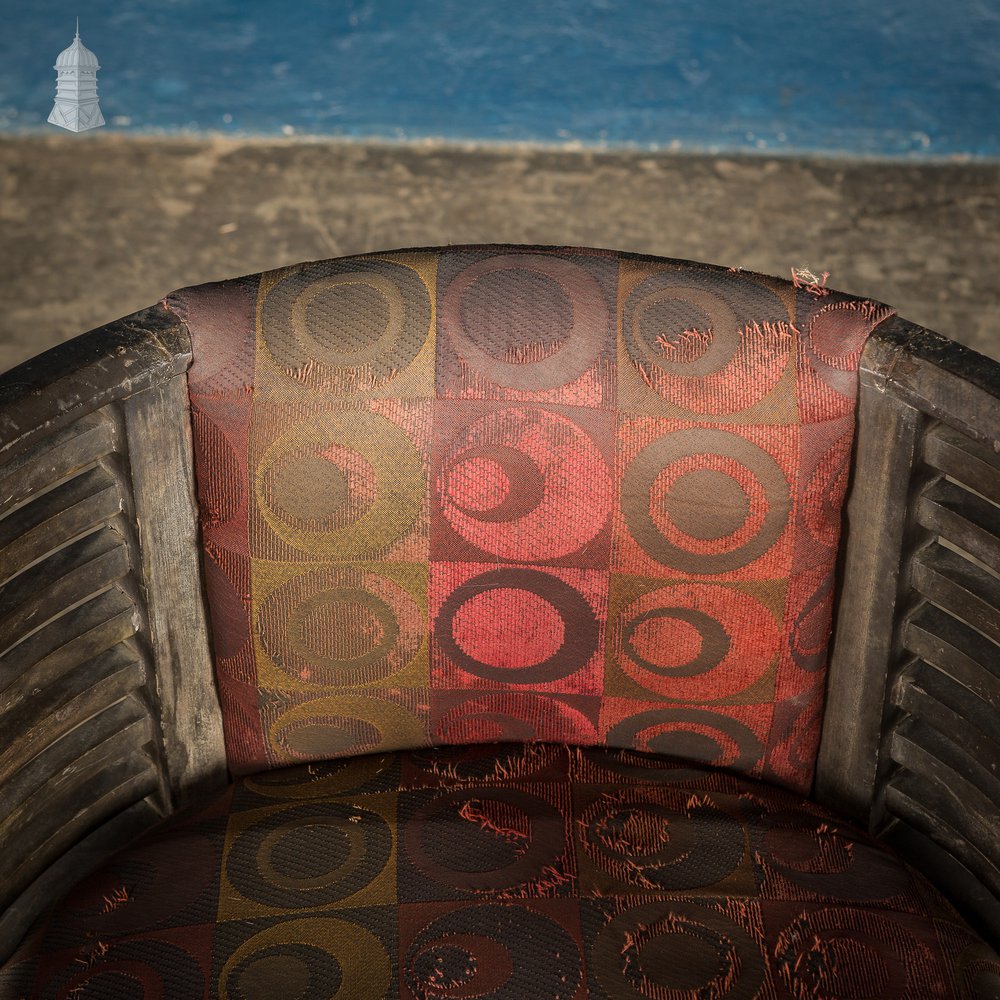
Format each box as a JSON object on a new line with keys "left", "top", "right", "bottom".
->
{"left": 0, "top": 285, "right": 998, "bottom": 964}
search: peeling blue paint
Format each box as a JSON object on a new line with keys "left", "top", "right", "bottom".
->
{"left": 1, "top": 0, "right": 998, "bottom": 157}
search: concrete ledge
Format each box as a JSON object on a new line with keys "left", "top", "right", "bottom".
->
{"left": 2, "top": 135, "right": 997, "bottom": 371}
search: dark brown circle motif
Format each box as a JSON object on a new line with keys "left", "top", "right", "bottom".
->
{"left": 440, "top": 255, "right": 609, "bottom": 390}
{"left": 666, "top": 468, "right": 751, "bottom": 539}
{"left": 622, "top": 607, "right": 730, "bottom": 678}
{"left": 255, "top": 408, "right": 424, "bottom": 558}
{"left": 580, "top": 792, "right": 743, "bottom": 890}
{"left": 405, "top": 787, "right": 565, "bottom": 893}
{"left": 773, "top": 908, "right": 937, "bottom": 998}
{"left": 276, "top": 716, "right": 382, "bottom": 760}
{"left": 805, "top": 302, "right": 873, "bottom": 375}
{"left": 443, "top": 444, "right": 544, "bottom": 522}
{"left": 218, "top": 917, "right": 390, "bottom": 999}
{"left": 607, "top": 708, "right": 763, "bottom": 773}
{"left": 225, "top": 802, "right": 390, "bottom": 909}
{"left": 594, "top": 900, "right": 766, "bottom": 999}
{"left": 434, "top": 693, "right": 599, "bottom": 744}
{"left": 269, "top": 695, "right": 425, "bottom": 763}
{"left": 224, "top": 943, "right": 341, "bottom": 1000}
{"left": 756, "top": 811, "right": 910, "bottom": 901}
{"left": 261, "top": 446, "right": 374, "bottom": 533}
{"left": 438, "top": 406, "right": 612, "bottom": 562}
{"left": 435, "top": 568, "right": 599, "bottom": 684}
{"left": 791, "top": 572, "right": 835, "bottom": 672}
{"left": 460, "top": 268, "right": 574, "bottom": 360}
{"left": 625, "top": 284, "right": 741, "bottom": 377}
{"left": 261, "top": 258, "right": 432, "bottom": 387}
{"left": 258, "top": 567, "right": 422, "bottom": 687}
{"left": 615, "top": 583, "right": 780, "bottom": 700}
{"left": 404, "top": 903, "right": 582, "bottom": 999}
{"left": 622, "top": 273, "right": 791, "bottom": 413}
{"left": 623, "top": 428, "right": 790, "bottom": 573}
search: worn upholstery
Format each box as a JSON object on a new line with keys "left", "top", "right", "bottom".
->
{"left": 170, "top": 247, "right": 892, "bottom": 793}
{"left": 4, "top": 744, "right": 997, "bottom": 999}
{"left": 5, "top": 249, "right": 1000, "bottom": 999}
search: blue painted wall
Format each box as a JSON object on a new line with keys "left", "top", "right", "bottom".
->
{"left": 1, "top": 0, "right": 998, "bottom": 157}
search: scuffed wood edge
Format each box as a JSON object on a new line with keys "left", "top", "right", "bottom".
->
{"left": 122, "top": 377, "right": 228, "bottom": 809}
{"left": 0, "top": 303, "right": 190, "bottom": 462}
{"left": 0, "top": 305, "right": 227, "bottom": 962}
{"left": 816, "top": 362, "right": 923, "bottom": 820}
{"left": 862, "top": 314, "right": 1000, "bottom": 446}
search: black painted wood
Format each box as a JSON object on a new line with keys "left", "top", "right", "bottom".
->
{"left": 1, "top": 283, "right": 998, "bottom": 965}
{"left": 818, "top": 314, "right": 1000, "bottom": 948}
{"left": 0, "top": 306, "right": 227, "bottom": 963}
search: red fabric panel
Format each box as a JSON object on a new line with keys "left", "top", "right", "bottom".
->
{"left": 169, "top": 248, "right": 893, "bottom": 792}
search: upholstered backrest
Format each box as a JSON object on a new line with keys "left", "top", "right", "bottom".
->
{"left": 168, "top": 246, "right": 892, "bottom": 792}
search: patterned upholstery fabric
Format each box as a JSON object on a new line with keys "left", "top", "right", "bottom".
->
{"left": 169, "top": 247, "right": 893, "bottom": 792}
{"left": 3, "top": 744, "right": 997, "bottom": 999}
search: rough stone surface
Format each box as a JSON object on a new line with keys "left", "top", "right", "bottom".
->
{"left": 1, "top": 135, "right": 997, "bottom": 372}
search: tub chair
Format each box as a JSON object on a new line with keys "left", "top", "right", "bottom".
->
{"left": 0, "top": 246, "right": 998, "bottom": 998}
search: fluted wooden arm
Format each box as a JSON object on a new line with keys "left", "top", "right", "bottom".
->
{"left": 818, "top": 315, "right": 1000, "bottom": 947}
{"left": 0, "top": 305, "right": 226, "bottom": 961}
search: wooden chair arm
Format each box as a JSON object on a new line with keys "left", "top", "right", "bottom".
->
{"left": 0, "top": 305, "right": 226, "bottom": 961}
{"left": 818, "top": 315, "right": 1000, "bottom": 947}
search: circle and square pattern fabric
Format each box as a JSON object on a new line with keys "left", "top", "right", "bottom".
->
{"left": 4, "top": 745, "right": 997, "bottom": 998}
{"left": 172, "top": 247, "right": 893, "bottom": 794}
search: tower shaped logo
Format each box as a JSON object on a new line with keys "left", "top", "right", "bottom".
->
{"left": 48, "top": 19, "right": 105, "bottom": 132}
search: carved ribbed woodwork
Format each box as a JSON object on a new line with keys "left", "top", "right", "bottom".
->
{"left": 0, "top": 307, "right": 227, "bottom": 961}
{"left": 819, "top": 315, "right": 1000, "bottom": 947}
{"left": 0, "top": 403, "right": 161, "bottom": 907}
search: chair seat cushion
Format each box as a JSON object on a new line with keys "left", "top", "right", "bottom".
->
{"left": 3, "top": 744, "right": 997, "bottom": 999}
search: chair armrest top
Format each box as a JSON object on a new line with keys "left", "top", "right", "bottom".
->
{"left": 862, "top": 314, "right": 1000, "bottom": 443}
{"left": 0, "top": 303, "right": 191, "bottom": 460}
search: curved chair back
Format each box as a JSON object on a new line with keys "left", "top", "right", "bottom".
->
{"left": 168, "top": 246, "right": 892, "bottom": 791}
{"left": 3, "top": 248, "right": 999, "bottom": 958}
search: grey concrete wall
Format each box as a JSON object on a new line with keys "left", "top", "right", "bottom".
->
{"left": 1, "top": 136, "right": 997, "bottom": 372}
